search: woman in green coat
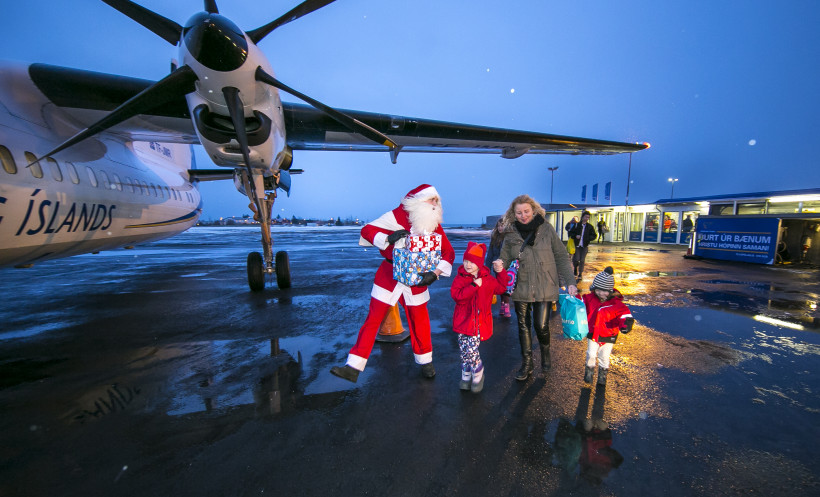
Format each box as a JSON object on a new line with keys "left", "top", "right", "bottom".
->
{"left": 499, "top": 195, "right": 577, "bottom": 380}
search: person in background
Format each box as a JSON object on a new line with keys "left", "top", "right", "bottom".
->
{"left": 581, "top": 267, "right": 635, "bottom": 386}
{"left": 330, "top": 184, "right": 455, "bottom": 383}
{"left": 500, "top": 195, "right": 577, "bottom": 381}
{"left": 450, "top": 242, "right": 508, "bottom": 393}
{"left": 565, "top": 216, "right": 579, "bottom": 238}
{"left": 486, "top": 219, "right": 511, "bottom": 317}
{"left": 597, "top": 219, "right": 607, "bottom": 243}
{"left": 682, "top": 214, "right": 694, "bottom": 233}
{"left": 569, "top": 211, "right": 597, "bottom": 281}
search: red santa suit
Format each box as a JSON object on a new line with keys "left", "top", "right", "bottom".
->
{"left": 345, "top": 184, "right": 455, "bottom": 371}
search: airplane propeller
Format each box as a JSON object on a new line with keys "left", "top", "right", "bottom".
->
{"left": 101, "top": 0, "right": 182, "bottom": 46}
{"left": 31, "top": 66, "right": 198, "bottom": 164}
{"left": 255, "top": 68, "right": 397, "bottom": 150}
{"left": 247, "top": 0, "right": 337, "bottom": 44}
{"left": 32, "top": 0, "right": 397, "bottom": 170}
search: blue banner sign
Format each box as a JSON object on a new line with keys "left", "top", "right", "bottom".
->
{"left": 694, "top": 217, "right": 779, "bottom": 264}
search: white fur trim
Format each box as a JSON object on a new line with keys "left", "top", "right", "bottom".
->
{"left": 359, "top": 211, "right": 404, "bottom": 247}
{"left": 370, "top": 282, "right": 429, "bottom": 306}
{"left": 415, "top": 351, "right": 433, "bottom": 364}
{"left": 410, "top": 186, "right": 439, "bottom": 200}
{"left": 436, "top": 259, "right": 453, "bottom": 277}
{"left": 346, "top": 354, "right": 367, "bottom": 371}
{"left": 373, "top": 232, "right": 389, "bottom": 250}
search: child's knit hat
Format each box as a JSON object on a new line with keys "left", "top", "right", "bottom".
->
{"left": 591, "top": 266, "right": 615, "bottom": 291}
{"left": 463, "top": 241, "right": 486, "bottom": 267}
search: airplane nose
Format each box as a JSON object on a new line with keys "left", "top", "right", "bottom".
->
{"left": 182, "top": 12, "right": 248, "bottom": 71}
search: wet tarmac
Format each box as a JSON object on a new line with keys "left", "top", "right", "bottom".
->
{"left": 1, "top": 226, "right": 819, "bottom": 496}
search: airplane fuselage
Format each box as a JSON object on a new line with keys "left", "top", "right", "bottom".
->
{"left": 0, "top": 64, "right": 201, "bottom": 267}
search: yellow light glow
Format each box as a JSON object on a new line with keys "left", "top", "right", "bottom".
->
{"left": 753, "top": 315, "right": 804, "bottom": 331}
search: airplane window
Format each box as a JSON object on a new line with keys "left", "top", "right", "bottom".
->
{"left": 99, "top": 170, "right": 111, "bottom": 190}
{"left": 65, "top": 162, "right": 80, "bottom": 184}
{"left": 86, "top": 166, "right": 98, "bottom": 187}
{"left": 46, "top": 158, "right": 63, "bottom": 181}
{"left": 164, "top": 186, "right": 171, "bottom": 198}
{"left": 124, "top": 177, "right": 134, "bottom": 193}
{"left": 140, "top": 180, "right": 148, "bottom": 196}
{"left": 0, "top": 145, "right": 17, "bottom": 174}
{"left": 112, "top": 173, "right": 123, "bottom": 191}
{"left": 24, "top": 152, "right": 44, "bottom": 178}
{"left": 151, "top": 183, "right": 158, "bottom": 197}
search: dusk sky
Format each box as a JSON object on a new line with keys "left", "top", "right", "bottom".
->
{"left": 3, "top": 0, "right": 819, "bottom": 223}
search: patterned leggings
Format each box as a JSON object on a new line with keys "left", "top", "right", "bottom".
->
{"left": 458, "top": 334, "right": 482, "bottom": 372}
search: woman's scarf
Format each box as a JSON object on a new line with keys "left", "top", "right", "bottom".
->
{"left": 514, "top": 214, "right": 544, "bottom": 246}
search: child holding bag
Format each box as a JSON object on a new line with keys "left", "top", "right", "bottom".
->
{"left": 450, "top": 242, "right": 508, "bottom": 393}
{"left": 581, "top": 267, "right": 635, "bottom": 386}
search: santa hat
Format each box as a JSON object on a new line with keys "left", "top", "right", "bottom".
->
{"left": 591, "top": 266, "right": 615, "bottom": 291}
{"left": 463, "top": 241, "right": 486, "bottom": 267}
{"left": 404, "top": 184, "right": 439, "bottom": 200}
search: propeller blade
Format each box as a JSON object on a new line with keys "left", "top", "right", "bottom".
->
{"left": 221, "top": 87, "right": 254, "bottom": 170}
{"left": 247, "top": 0, "right": 336, "bottom": 44}
{"left": 102, "top": 0, "right": 183, "bottom": 45}
{"left": 32, "top": 65, "right": 197, "bottom": 163}
{"left": 256, "top": 68, "right": 397, "bottom": 150}
{"left": 204, "top": 0, "right": 219, "bottom": 14}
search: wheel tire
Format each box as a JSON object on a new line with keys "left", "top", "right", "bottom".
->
{"left": 247, "top": 252, "right": 265, "bottom": 292}
{"left": 275, "top": 251, "right": 291, "bottom": 289}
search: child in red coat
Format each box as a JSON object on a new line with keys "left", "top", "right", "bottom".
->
{"left": 450, "top": 242, "right": 508, "bottom": 393}
{"left": 581, "top": 267, "right": 635, "bottom": 386}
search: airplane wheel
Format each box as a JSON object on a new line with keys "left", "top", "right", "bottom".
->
{"left": 275, "top": 250, "right": 291, "bottom": 289}
{"left": 247, "top": 251, "right": 265, "bottom": 292}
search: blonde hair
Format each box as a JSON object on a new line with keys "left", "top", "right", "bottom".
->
{"left": 502, "top": 194, "right": 546, "bottom": 228}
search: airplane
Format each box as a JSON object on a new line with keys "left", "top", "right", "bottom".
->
{"left": 0, "top": 0, "right": 649, "bottom": 291}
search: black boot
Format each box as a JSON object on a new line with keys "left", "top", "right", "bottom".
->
{"left": 584, "top": 366, "right": 594, "bottom": 383}
{"left": 515, "top": 354, "right": 533, "bottom": 381}
{"left": 330, "top": 365, "right": 360, "bottom": 383}
{"left": 534, "top": 302, "right": 551, "bottom": 372}
{"left": 597, "top": 367, "right": 608, "bottom": 386}
{"left": 421, "top": 363, "right": 436, "bottom": 379}
{"left": 514, "top": 302, "right": 534, "bottom": 381}
{"left": 539, "top": 343, "right": 551, "bottom": 372}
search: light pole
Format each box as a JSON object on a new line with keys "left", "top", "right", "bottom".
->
{"left": 548, "top": 166, "right": 558, "bottom": 205}
{"left": 668, "top": 177, "right": 678, "bottom": 198}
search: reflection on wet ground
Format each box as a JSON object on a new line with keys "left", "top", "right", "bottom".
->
{"left": 1, "top": 230, "right": 819, "bottom": 496}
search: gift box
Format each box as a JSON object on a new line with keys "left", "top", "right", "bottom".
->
{"left": 406, "top": 234, "right": 442, "bottom": 252}
{"left": 393, "top": 247, "right": 441, "bottom": 286}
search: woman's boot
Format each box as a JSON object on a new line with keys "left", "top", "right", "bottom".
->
{"left": 533, "top": 302, "right": 551, "bottom": 372}
{"left": 514, "top": 302, "right": 534, "bottom": 381}
{"left": 515, "top": 331, "right": 534, "bottom": 381}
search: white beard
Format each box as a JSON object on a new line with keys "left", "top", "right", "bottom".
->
{"left": 403, "top": 197, "right": 443, "bottom": 234}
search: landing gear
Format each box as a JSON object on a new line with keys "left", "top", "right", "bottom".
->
{"left": 247, "top": 252, "right": 265, "bottom": 292}
{"left": 275, "top": 250, "right": 291, "bottom": 289}
{"left": 241, "top": 169, "right": 291, "bottom": 292}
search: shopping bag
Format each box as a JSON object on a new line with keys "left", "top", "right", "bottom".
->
{"left": 566, "top": 238, "right": 576, "bottom": 255}
{"left": 559, "top": 294, "right": 588, "bottom": 340}
{"left": 506, "top": 259, "right": 520, "bottom": 294}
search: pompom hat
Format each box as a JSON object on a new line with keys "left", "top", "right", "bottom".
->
{"left": 462, "top": 241, "right": 486, "bottom": 267}
{"left": 591, "top": 266, "right": 615, "bottom": 291}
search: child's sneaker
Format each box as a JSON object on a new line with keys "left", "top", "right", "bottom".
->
{"left": 459, "top": 368, "right": 471, "bottom": 390}
{"left": 471, "top": 363, "right": 485, "bottom": 393}
{"left": 501, "top": 302, "right": 511, "bottom": 317}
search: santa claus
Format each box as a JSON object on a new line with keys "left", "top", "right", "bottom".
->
{"left": 331, "top": 184, "right": 455, "bottom": 383}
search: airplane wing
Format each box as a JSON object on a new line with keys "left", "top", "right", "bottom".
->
{"left": 283, "top": 102, "right": 648, "bottom": 157}
{"left": 25, "top": 63, "right": 647, "bottom": 158}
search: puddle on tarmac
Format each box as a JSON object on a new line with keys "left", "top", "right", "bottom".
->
{"left": 616, "top": 271, "right": 686, "bottom": 279}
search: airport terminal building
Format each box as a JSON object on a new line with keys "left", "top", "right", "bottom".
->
{"left": 486, "top": 188, "right": 820, "bottom": 266}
